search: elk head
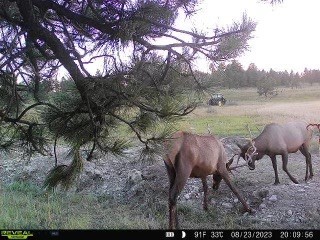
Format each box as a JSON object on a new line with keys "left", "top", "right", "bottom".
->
{"left": 236, "top": 140, "right": 258, "bottom": 170}
{"left": 245, "top": 140, "right": 258, "bottom": 170}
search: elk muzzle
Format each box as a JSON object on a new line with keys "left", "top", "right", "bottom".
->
{"left": 247, "top": 159, "right": 255, "bottom": 170}
{"left": 245, "top": 152, "right": 257, "bottom": 170}
{"left": 245, "top": 142, "right": 258, "bottom": 170}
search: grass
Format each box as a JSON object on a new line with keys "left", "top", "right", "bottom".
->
{"left": 211, "top": 84, "right": 320, "bottom": 104}
{"left": 0, "top": 181, "right": 238, "bottom": 230}
{"left": 177, "top": 84, "right": 320, "bottom": 137}
{"left": 0, "top": 180, "right": 250, "bottom": 230}
{"left": 0, "top": 181, "right": 166, "bottom": 229}
{"left": 178, "top": 114, "right": 267, "bottom": 137}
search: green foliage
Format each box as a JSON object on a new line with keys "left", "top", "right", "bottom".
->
{"left": 43, "top": 147, "right": 83, "bottom": 191}
{"left": 302, "top": 68, "right": 320, "bottom": 86}
{"left": 256, "top": 74, "right": 276, "bottom": 97}
{"left": 0, "top": 125, "right": 16, "bottom": 151}
{"left": 214, "top": 14, "right": 256, "bottom": 61}
{"left": 119, "top": 1, "right": 176, "bottom": 42}
{"left": 224, "top": 60, "right": 247, "bottom": 88}
{"left": 210, "top": 60, "right": 309, "bottom": 91}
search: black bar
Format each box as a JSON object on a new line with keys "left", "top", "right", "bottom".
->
{"left": 0, "top": 229, "right": 319, "bottom": 240}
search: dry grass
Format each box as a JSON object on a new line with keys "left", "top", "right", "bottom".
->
{"left": 194, "top": 100, "right": 320, "bottom": 123}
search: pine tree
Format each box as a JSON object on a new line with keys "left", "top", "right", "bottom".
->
{"left": 0, "top": 0, "right": 261, "bottom": 189}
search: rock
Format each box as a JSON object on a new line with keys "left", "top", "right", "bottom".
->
{"left": 210, "top": 199, "right": 216, "bottom": 205}
{"left": 222, "top": 202, "right": 233, "bottom": 209}
{"left": 185, "top": 193, "right": 192, "bottom": 200}
{"left": 127, "top": 169, "right": 143, "bottom": 185}
{"left": 287, "top": 210, "right": 293, "bottom": 216}
{"left": 268, "top": 195, "right": 277, "bottom": 202}
{"left": 242, "top": 212, "right": 249, "bottom": 217}
{"left": 253, "top": 188, "right": 269, "bottom": 199}
{"left": 259, "top": 203, "right": 267, "bottom": 210}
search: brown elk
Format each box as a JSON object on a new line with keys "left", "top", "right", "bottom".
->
{"left": 236, "top": 120, "right": 314, "bottom": 185}
{"left": 163, "top": 131, "right": 252, "bottom": 229}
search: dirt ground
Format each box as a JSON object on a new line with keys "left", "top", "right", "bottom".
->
{"left": 1, "top": 141, "right": 320, "bottom": 230}
{"left": 214, "top": 140, "right": 320, "bottom": 229}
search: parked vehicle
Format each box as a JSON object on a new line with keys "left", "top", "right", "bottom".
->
{"left": 208, "top": 93, "right": 226, "bottom": 106}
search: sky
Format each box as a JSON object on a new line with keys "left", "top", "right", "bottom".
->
{"left": 175, "top": 0, "right": 320, "bottom": 73}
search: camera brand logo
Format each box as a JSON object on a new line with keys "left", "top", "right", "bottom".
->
{"left": 1, "top": 231, "right": 33, "bottom": 240}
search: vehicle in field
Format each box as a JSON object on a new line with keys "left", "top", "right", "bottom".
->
{"left": 208, "top": 93, "right": 226, "bottom": 106}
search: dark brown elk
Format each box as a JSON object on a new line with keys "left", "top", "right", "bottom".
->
{"left": 163, "top": 131, "right": 252, "bottom": 229}
{"left": 236, "top": 120, "right": 314, "bottom": 185}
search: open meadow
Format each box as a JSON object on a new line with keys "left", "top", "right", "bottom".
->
{"left": 1, "top": 85, "right": 320, "bottom": 229}
{"left": 180, "top": 85, "right": 320, "bottom": 136}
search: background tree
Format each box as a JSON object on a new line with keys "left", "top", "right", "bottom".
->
{"left": 256, "top": 72, "right": 276, "bottom": 97}
{"left": 210, "top": 62, "right": 226, "bottom": 88}
{"left": 223, "top": 60, "right": 247, "bottom": 88}
{"left": 0, "top": 0, "right": 259, "bottom": 189}
{"left": 302, "top": 68, "right": 320, "bottom": 86}
{"left": 245, "top": 63, "right": 260, "bottom": 87}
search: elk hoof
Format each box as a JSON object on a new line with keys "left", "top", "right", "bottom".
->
{"left": 242, "top": 207, "right": 255, "bottom": 214}
{"left": 203, "top": 204, "right": 208, "bottom": 211}
{"left": 273, "top": 181, "right": 280, "bottom": 185}
{"left": 248, "top": 208, "right": 256, "bottom": 214}
{"left": 212, "top": 185, "right": 219, "bottom": 190}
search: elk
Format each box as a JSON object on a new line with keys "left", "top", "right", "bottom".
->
{"left": 236, "top": 120, "right": 314, "bottom": 185}
{"left": 163, "top": 131, "right": 252, "bottom": 229}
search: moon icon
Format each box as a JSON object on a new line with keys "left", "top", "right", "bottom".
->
{"left": 182, "top": 231, "right": 186, "bottom": 238}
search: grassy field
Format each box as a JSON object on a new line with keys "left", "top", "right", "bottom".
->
{"left": 179, "top": 114, "right": 267, "bottom": 137}
{"left": 1, "top": 85, "right": 320, "bottom": 230}
{"left": 209, "top": 84, "right": 320, "bottom": 103}
{"left": 179, "top": 84, "right": 320, "bottom": 136}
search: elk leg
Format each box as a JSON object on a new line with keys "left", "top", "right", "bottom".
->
{"left": 270, "top": 156, "right": 280, "bottom": 185}
{"left": 169, "top": 176, "right": 188, "bottom": 230}
{"left": 308, "top": 152, "right": 313, "bottom": 179}
{"left": 300, "top": 145, "right": 313, "bottom": 181}
{"left": 164, "top": 161, "right": 177, "bottom": 229}
{"left": 164, "top": 160, "right": 175, "bottom": 189}
{"left": 168, "top": 162, "right": 191, "bottom": 229}
{"left": 212, "top": 173, "right": 222, "bottom": 190}
{"left": 201, "top": 177, "right": 209, "bottom": 211}
{"left": 281, "top": 153, "right": 299, "bottom": 184}
{"left": 305, "top": 158, "right": 309, "bottom": 182}
{"left": 221, "top": 173, "right": 251, "bottom": 213}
